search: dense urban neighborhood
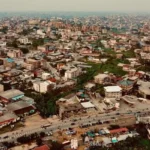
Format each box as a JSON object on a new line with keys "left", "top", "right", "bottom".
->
{"left": 0, "top": 13, "right": 150, "bottom": 150}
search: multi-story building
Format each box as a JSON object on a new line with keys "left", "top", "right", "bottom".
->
{"left": 18, "top": 37, "right": 32, "bottom": 45}
{"left": 33, "top": 81, "right": 55, "bottom": 93}
{"left": 104, "top": 86, "right": 122, "bottom": 98}
{"left": 65, "top": 68, "right": 81, "bottom": 80}
{"left": 7, "top": 50, "right": 23, "bottom": 58}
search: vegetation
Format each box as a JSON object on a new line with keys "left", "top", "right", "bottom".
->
{"left": 0, "top": 26, "right": 8, "bottom": 34}
{"left": 20, "top": 48, "right": 29, "bottom": 54}
{"left": 122, "top": 50, "right": 136, "bottom": 58}
{"left": 6, "top": 40, "right": 18, "bottom": 48}
{"left": 32, "top": 38, "right": 44, "bottom": 49}
{"left": 19, "top": 28, "right": 33, "bottom": 36}
{"left": 100, "top": 58, "right": 127, "bottom": 76}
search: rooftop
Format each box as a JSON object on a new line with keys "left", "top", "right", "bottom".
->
{"left": 6, "top": 101, "right": 33, "bottom": 111}
{"left": 0, "top": 113, "right": 18, "bottom": 124}
{"left": 104, "top": 86, "right": 122, "bottom": 92}
{"left": 0, "top": 89, "right": 24, "bottom": 99}
{"left": 81, "top": 102, "right": 95, "bottom": 108}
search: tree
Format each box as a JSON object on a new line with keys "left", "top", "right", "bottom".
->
{"left": 20, "top": 48, "right": 29, "bottom": 54}
{"left": 50, "top": 141, "right": 63, "bottom": 150}
{"left": 7, "top": 40, "right": 18, "bottom": 48}
{"left": 36, "top": 138, "right": 43, "bottom": 146}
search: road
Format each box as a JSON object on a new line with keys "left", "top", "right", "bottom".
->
{"left": 0, "top": 111, "right": 138, "bottom": 143}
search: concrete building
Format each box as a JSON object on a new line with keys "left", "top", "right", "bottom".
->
{"left": 138, "top": 80, "right": 150, "bottom": 99}
{"left": 33, "top": 81, "right": 54, "bottom": 93}
{"left": 104, "top": 86, "right": 122, "bottom": 98}
{"left": 42, "top": 72, "right": 51, "bottom": 80}
{"left": 0, "top": 84, "right": 4, "bottom": 92}
{"left": 65, "top": 67, "right": 81, "bottom": 80}
{"left": 18, "top": 37, "right": 32, "bottom": 45}
{"left": 7, "top": 50, "right": 23, "bottom": 58}
{"left": 94, "top": 73, "right": 110, "bottom": 84}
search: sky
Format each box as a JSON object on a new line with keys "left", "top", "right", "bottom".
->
{"left": 0, "top": 0, "right": 149, "bottom": 12}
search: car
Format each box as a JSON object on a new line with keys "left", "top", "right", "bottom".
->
{"left": 46, "top": 131, "right": 53, "bottom": 136}
{"left": 71, "top": 123, "right": 75, "bottom": 125}
{"left": 3, "top": 135, "right": 8, "bottom": 139}
{"left": 116, "top": 113, "right": 120, "bottom": 115}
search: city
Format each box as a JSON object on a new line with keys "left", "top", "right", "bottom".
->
{"left": 0, "top": 0, "right": 150, "bottom": 150}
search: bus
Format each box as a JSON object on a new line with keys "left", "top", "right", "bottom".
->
{"left": 41, "top": 124, "right": 51, "bottom": 128}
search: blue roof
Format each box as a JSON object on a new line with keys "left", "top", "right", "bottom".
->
{"left": 6, "top": 58, "right": 14, "bottom": 63}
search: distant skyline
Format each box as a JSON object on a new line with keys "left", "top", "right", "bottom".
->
{"left": 0, "top": 0, "right": 149, "bottom": 13}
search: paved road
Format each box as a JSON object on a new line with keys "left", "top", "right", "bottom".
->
{"left": 0, "top": 109, "right": 149, "bottom": 143}
{"left": 0, "top": 113, "right": 135, "bottom": 143}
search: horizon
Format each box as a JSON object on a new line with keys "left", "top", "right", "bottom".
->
{"left": 0, "top": 0, "right": 150, "bottom": 13}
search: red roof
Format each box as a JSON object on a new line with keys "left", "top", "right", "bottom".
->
{"left": 110, "top": 128, "right": 128, "bottom": 134}
{"left": 34, "top": 145, "right": 50, "bottom": 150}
{"left": 49, "top": 78, "right": 57, "bottom": 82}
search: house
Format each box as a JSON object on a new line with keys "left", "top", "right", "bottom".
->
{"left": 33, "top": 144, "right": 50, "bottom": 150}
{"left": 104, "top": 86, "right": 122, "bottom": 98}
{"left": 6, "top": 101, "right": 35, "bottom": 116}
{"left": 94, "top": 74, "right": 110, "bottom": 84}
{"left": 0, "top": 89, "right": 24, "bottom": 103}
{"left": 117, "top": 79, "right": 134, "bottom": 91}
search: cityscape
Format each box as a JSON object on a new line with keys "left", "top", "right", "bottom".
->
{"left": 0, "top": 0, "right": 150, "bottom": 150}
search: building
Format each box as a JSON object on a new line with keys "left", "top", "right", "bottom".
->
{"left": 94, "top": 74, "right": 110, "bottom": 84}
{"left": 71, "top": 138, "right": 78, "bottom": 150}
{"left": 3, "top": 58, "right": 16, "bottom": 68}
{"left": 138, "top": 80, "right": 150, "bottom": 99}
{"left": 26, "top": 59, "right": 40, "bottom": 69}
{"left": 42, "top": 72, "right": 51, "bottom": 80}
{"left": 117, "top": 79, "right": 134, "bottom": 91}
{"left": 0, "top": 89, "right": 24, "bottom": 103}
{"left": 6, "top": 101, "right": 35, "bottom": 116}
{"left": 57, "top": 102, "right": 84, "bottom": 119}
{"left": 0, "top": 112, "right": 18, "bottom": 128}
{"left": 18, "top": 37, "right": 32, "bottom": 45}
{"left": 0, "top": 84, "right": 4, "bottom": 92}
{"left": 33, "top": 81, "right": 54, "bottom": 93}
{"left": 34, "top": 144, "right": 50, "bottom": 150}
{"left": 104, "top": 86, "right": 122, "bottom": 98}
{"left": 65, "top": 67, "right": 81, "bottom": 80}
{"left": 7, "top": 50, "right": 23, "bottom": 58}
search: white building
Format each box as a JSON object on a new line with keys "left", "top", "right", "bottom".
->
{"left": 71, "top": 138, "right": 78, "bottom": 150}
{"left": 0, "top": 41, "right": 6, "bottom": 47}
{"left": 104, "top": 86, "right": 122, "bottom": 98}
{"left": 37, "top": 30, "right": 46, "bottom": 37}
{"left": 65, "top": 68, "right": 81, "bottom": 80}
{"left": 33, "top": 81, "right": 55, "bottom": 93}
{"left": 42, "top": 72, "right": 51, "bottom": 80}
{"left": 18, "top": 37, "right": 32, "bottom": 45}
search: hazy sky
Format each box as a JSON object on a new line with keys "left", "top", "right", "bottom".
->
{"left": 0, "top": 0, "right": 149, "bottom": 12}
